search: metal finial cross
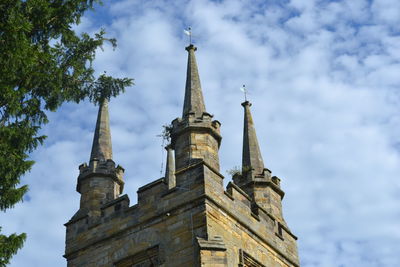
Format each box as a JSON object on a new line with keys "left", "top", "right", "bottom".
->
{"left": 240, "top": 84, "right": 248, "bottom": 101}
{"left": 184, "top": 27, "right": 192, "bottom": 45}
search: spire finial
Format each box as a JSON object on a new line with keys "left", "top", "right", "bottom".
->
{"left": 182, "top": 43, "right": 207, "bottom": 118}
{"left": 241, "top": 101, "right": 265, "bottom": 176}
{"left": 183, "top": 26, "right": 192, "bottom": 45}
{"left": 90, "top": 99, "right": 113, "bottom": 162}
{"left": 240, "top": 84, "right": 248, "bottom": 102}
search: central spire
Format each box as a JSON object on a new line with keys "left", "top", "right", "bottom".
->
{"left": 90, "top": 99, "right": 112, "bottom": 162}
{"left": 182, "top": 44, "right": 206, "bottom": 118}
{"left": 170, "top": 44, "right": 221, "bottom": 171}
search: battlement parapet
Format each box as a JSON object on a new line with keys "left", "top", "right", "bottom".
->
{"left": 65, "top": 161, "right": 298, "bottom": 266}
{"left": 171, "top": 114, "right": 221, "bottom": 145}
{"left": 77, "top": 159, "right": 124, "bottom": 193}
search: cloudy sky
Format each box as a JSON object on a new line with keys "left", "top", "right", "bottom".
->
{"left": 2, "top": 0, "right": 400, "bottom": 266}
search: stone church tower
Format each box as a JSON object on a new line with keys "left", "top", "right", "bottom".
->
{"left": 64, "top": 45, "right": 300, "bottom": 266}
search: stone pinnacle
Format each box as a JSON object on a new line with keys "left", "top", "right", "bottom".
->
{"left": 90, "top": 99, "right": 113, "bottom": 162}
{"left": 182, "top": 44, "right": 207, "bottom": 118}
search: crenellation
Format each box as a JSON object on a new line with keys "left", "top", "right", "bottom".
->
{"left": 66, "top": 157, "right": 299, "bottom": 265}
{"left": 137, "top": 177, "right": 167, "bottom": 207}
{"left": 78, "top": 159, "right": 124, "bottom": 187}
{"left": 101, "top": 194, "right": 130, "bottom": 218}
{"left": 272, "top": 175, "right": 281, "bottom": 187}
{"left": 226, "top": 181, "right": 252, "bottom": 207}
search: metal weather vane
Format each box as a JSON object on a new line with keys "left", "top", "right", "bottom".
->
{"left": 183, "top": 26, "right": 192, "bottom": 45}
{"left": 240, "top": 84, "right": 248, "bottom": 101}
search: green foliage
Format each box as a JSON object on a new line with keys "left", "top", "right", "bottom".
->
{"left": 226, "top": 165, "right": 252, "bottom": 177}
{"left": 159, "top": 124, "right": 172, "bottom": 143}
{"left": 0, "top": 229, "right": 26, "bottom": 267}
{"left": 226, "top": 166, "right": 241, "bottom": 176}
{"left": 89, "top": 73, "right": 133, "bottom": 104}
{"left": 0, "top": 0, "right": 133, "bottom": 264}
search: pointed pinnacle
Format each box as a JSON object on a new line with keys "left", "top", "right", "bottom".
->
{"left": 90, "top": 99, "right": 113, "bottom": 162}
{"left": 165, "top": 145, "right": 176, "bottom": 189}
{"left": 182, "top": 44, "right": 207, "bottom": 118}
{"left": 242, "top": 101, "right": 265, "bottom": 175}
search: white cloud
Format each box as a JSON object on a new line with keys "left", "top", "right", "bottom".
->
{"left": 371, "top": 0, "right": 400, "bottom": 25}
{"left": 2, "top": 0, "right": 400, "bottom": 266}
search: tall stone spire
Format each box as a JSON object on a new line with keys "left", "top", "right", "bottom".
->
{"left": 241, "top": 101, "right": 265, "bottom": 175}
{"left": 90, "top": 99, "right": 112, "bottom": 162}
{"left": 170, "top": 45, "right": 221, "bottom": 171}
{"left": 182, "top": 44, "right": 206, "bottom": 118}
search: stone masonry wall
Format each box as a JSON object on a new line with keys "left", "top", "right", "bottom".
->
{"left": 174, "top": 131, "right": 220, "bottom": 171}
{"left": 65, "top": 161, "right": 299, "bottom": 266}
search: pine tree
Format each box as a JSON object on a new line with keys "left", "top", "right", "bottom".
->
{"left": 0, "top": 1, "right": 133, "bottom": 265}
